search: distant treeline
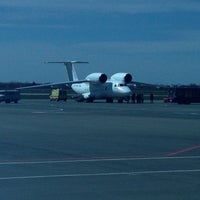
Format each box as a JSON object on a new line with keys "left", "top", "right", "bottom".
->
{"left": 0, "top": 81, "right": 199, "bottom": 91}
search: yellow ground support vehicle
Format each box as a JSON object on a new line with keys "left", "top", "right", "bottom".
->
{"left": 49, "top": 89, "right": 67, "bottom": 101}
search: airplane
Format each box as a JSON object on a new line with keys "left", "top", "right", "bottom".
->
{"left": 19, "top": 61, "right": 133, "bottom": 103}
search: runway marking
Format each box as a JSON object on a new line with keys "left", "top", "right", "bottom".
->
{"left": 0, "top": 169, "right": 200, "bottom": 181}
{"left": 0, "top": 155, "right": 199, "bottom": 165}
{"left": 32, "top": 111, "right": 46, "bottom": 114}
{"left": 165, "top": 145, "right": 200, "bottom": 157}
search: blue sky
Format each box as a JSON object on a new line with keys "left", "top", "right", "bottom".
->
{"left": 0, "top": 0, "right": 200, "bottom": 84}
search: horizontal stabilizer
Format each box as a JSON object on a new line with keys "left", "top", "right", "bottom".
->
{"left": 44, "top": 61, "right": 89, "bottom": 64}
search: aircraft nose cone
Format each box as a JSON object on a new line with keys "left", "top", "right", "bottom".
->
{"left": 119, "top": 86, "right": 132, "bottom": 95}
{"left": 125, "top": 87, "right": 132, "bottom": 95}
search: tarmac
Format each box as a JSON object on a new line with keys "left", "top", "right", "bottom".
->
{"left": 0, "top": 100, "right": 200, "bottom": 200}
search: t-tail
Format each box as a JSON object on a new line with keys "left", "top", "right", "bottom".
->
{"left": 45, "top": 61, "right": 89, "bottom": 81}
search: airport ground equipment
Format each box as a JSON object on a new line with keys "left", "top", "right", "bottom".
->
{"left": 49, "top": 89, "right": 67, "bottom": 101}
{"left": 0, "top": 90, "right": 20, "bottom": 103}
{"left": 165, "top": 86, "right": 200, "bottom": 104}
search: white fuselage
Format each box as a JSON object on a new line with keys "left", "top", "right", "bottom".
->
{"left": 71, "top": 80, "right": 132, "bottom": 100}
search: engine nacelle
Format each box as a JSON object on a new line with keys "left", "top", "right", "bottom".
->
{"left": 110, "top": 73, "right": 132, "bottom": 83}
{"left": 86, "top": 73, "right": 107, "bottom": 83}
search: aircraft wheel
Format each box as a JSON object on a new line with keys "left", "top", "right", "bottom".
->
{"left": 118, "top": 99, "right": 123, "bottom": 103}
{"left": 106, "top": 98, "right": 113, "bottom": 103}
{"left": 86, "top": 98, "right": 94, "bottom": 103}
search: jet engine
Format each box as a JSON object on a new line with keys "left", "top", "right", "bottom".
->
{"left": 86, "top": 73, "right": 107, "bottom": 83}
{"left": 110, "top": 73, "right": 132, "bottom": 83}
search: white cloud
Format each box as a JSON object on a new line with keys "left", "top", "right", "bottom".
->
{"left": 1, "top": 0, "right": 200, "bottom": 28}
{"left": 74, "top": 38, "right": 200, "bottom": 55}
{"left": 1, "top": 0, "right": 200, "bottom": 14}
{"left": 0, "top": 1, "right": 199, "bottom": 84}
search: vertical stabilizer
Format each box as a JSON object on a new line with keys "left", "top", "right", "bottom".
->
{"left": 65, "top": 62, "right": 78, "bottom": 81}
{"left": 45, "top": 61, "right": 89, "bottom": 81}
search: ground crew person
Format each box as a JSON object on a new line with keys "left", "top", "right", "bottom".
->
{"left": 150, "top": 93, "right": 154, "bottom": 103}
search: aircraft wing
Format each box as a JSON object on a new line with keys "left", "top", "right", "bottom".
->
{"left": 17, "top": 80, "right": 89, "bottom": 90}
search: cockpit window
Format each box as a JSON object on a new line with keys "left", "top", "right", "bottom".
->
{"left": 119, "top": 84, "right": 125, "bottom": 87}
{"left": 114, "top": 83, "right": 126, "bottom": 87}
